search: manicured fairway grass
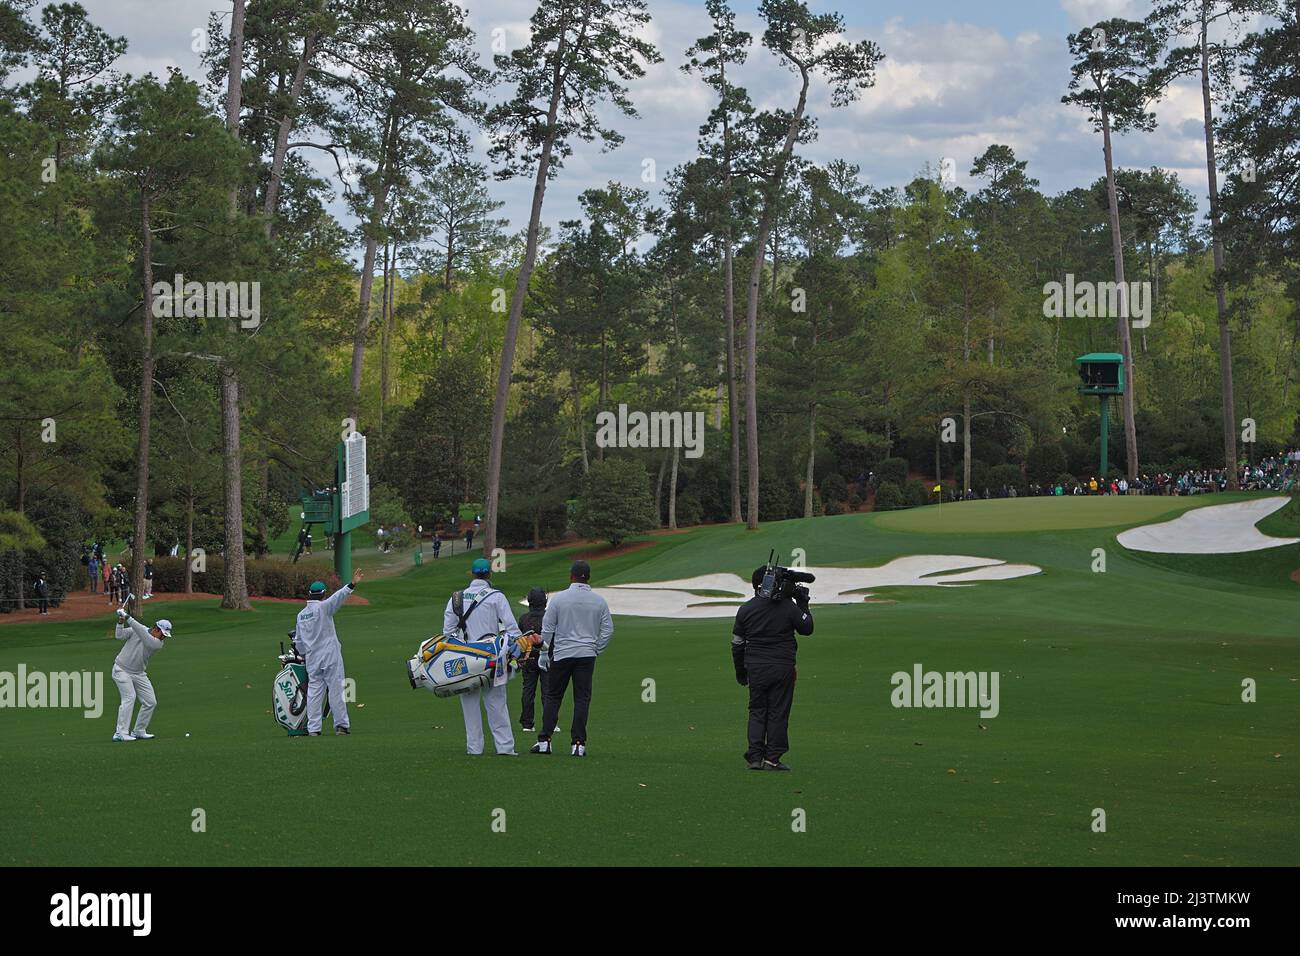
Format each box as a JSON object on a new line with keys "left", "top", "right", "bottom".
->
{"left": 1, "top": 495, "right": 1295, "bottom": 866}
{"left": 873, "top": 494, "right": 1213, "bottom": 534}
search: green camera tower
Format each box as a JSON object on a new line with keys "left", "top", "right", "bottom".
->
{"left": 1075, "top": 352, "right": 1125, "bottom": 477}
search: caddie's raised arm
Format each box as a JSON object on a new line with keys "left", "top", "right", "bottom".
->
{"left": 320, "top": 576, "right": 359, "bottom": 617}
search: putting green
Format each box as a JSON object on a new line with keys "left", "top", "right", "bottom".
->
{"left": 1, "top": 494, "right": 1295, "bottom": 866}
{"left": 873, "top": 495, "right": 1217, "bottom": 534}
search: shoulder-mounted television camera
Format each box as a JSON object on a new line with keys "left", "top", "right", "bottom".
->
{"left": 757, "top": 551, "right": 815, "bottom": 603}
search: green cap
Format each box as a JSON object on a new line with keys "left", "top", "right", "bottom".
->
{"left": 309, "top": 581, "right": 326, "bottom": 594}
{"left": 471, "top": 558, "right": 491, "bottom": 574}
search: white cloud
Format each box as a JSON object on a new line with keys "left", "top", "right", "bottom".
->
{"left": 66, "top": 0, "right": 1219, "bottom": 252}
{"left": 1058, "top": 0, "right": 1147, "bottom": 27}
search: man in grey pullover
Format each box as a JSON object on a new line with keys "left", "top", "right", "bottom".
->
{"left": 530, "top": 560, "right": 613, "bottom": 757}
{"left": 111, "top": 608, "right": 172, "bottom": 741}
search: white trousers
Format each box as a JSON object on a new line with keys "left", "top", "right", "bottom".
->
{"left": 460, "top": 682, "right": 514, "bottom": 755}
{"left": 112, "top": 664, "right": 156, "bottom": 736}
{"left": 306, "top": 644, "right": 349, "bottom": 733}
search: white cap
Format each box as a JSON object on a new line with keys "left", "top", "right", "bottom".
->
{"left": 155, "top": 619, "right": 173, "bottom": 637}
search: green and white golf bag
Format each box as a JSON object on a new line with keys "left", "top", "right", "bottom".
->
{"left": 273, "top": 634, "right": 327, "bottom": 736}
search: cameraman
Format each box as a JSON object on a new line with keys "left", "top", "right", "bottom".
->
{"left": 731, "top": 566, "right": 813, "bottom": 771}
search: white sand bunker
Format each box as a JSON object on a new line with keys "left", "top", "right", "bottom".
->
{"left": 584, "top": 555, "right": 1042, "bottom": 619}
{"left": 1117, "top": 497, "right": 1298, "bottom": 554}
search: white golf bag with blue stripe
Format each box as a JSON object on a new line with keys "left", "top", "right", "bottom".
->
{"left": 406, "top": 634, "right": 513, "bottom": 697}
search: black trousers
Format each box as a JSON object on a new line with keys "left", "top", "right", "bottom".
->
{"left": 38, "top": 597, "right": 49, "bottom": 613}
{"left": 519, "top": 659, "right": 549, "bottom": 728}
{"left": 744, "top": 663, "right": 796, "bottom": 763}
{"left": 540, "top": 656, "right": 594, "bottom": 744}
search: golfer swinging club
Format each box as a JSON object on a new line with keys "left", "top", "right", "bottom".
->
{"left": 111, "top": 599, "right": 172, "bottom": 742}
{"left": 296, "top": 568, "right": 362, "bottom": 736}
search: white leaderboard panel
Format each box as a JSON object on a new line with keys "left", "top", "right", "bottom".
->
{"left": 341, "top": 434, "right": 369, "bottom": 519}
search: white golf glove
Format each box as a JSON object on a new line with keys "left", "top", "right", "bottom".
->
{"left": 538, "top": 646, "right": 550, "bottom": 672}
{"left": 116, "top": 608, "right": 128, "bottom": 621}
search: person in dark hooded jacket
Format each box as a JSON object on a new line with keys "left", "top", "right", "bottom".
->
{"left": 517, "top": 587, "right": 558, "bottom": 735}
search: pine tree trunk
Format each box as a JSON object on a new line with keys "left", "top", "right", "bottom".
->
{"left": 1201, "top": 15, "right": 1238, "bottom": 487}
{"left": 1101, "top": 109, "right": 1139, "bottom": 478}
{"left": 963, "top": 390, "right": 972, "bottom": 494}
{"left": 724, "top": 232, "right": 741, "bottom": 523}
{"left": 719, "top": 52, "right": 742, "bottom": 525}
{"left": 263, "top": 29, "right": 318, "bottom": 239}
{"left": 668, "top": 446, "right": 679, "bottom": 530}
{"left": 129, "top": 194, "right": 156, "bottom": 618}
{"left": 220, "top": 0, "right": 250, "bottom": 610}
{"left": 572, "top": 375, "right": 589, "bottom": 474}
{"left": 219, "top": 364, "right": 249, "bottom": 608}
{"left": 483, "top": 23, "right": 576, "bottom": 555}
{"left": 379, "top": 238, "right": 391, "bottom": 435}
{"left": 654, "top": 454, "right": 667, "bottom": 526}
{"left": 350, "top": 176, "right": 389, "bottom": 420}
{"left": 743, "top": 68, "right": 809, "bottom": 529}
{"left": 184, "top": 487, "right": 194, "bottom": 594}
{"left": 804, "top": 403, "right": 816, "bottom": 518}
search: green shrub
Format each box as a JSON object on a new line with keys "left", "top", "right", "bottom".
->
{"left": 755, "top": 472, "right": 801, "bottom": 522}
{"left": 150, "top": 556, "right": 334, "bottom": 598}
{"left": 573, "top": 458, "right": 656, "bottom": 547}
{"left": 819, "top": 472, "right": 848, "bottom": 505}
{"left": 990, "top": 463, "right": 1026, "bottom": 493}
{"left": 673, "top": 494, "right": 703, "bottom": 527}
{"left": 497, "top": 503, "right": 569, "bottom": 548}
{"left": 877, "top": 457, "right": 908, "bottom": 487}
{"left": 873, "top": 481, "right": 906, "bottom": 511}
{"left": 904, "top": 479, "right": 932, "bottom": 507}
{"left": 1026, "top": 443, "right": 1068, "bottom": 486}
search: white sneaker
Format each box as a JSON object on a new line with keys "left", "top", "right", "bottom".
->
{"left": 132, "top": 731, "right": 155, "bottom": 740}
{"left": 571, "top": 742, "right": 586, "bottom": 757}
{"left": 112, "top": 733, "right": 136, "bottom": 742}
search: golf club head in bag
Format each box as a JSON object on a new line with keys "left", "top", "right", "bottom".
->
{"left": 273, "top": 630, "right": 328, "bottom": 736}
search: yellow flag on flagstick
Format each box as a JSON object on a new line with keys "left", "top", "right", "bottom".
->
{"left": 933, "top": 484, "right": 941, "bottom": 494}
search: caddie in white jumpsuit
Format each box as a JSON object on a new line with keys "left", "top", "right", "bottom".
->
{"left": 443, "top": 558, "right": 521, "bottom": 755}
{"left": 111, "top": 610, "right": 172, "bottom": 741}
{"left": 295, "top": 569, "right": 362, "bottom": 736}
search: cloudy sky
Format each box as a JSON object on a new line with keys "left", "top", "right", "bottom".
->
{"left": 73, "top": 0, "right": 1270, "bottom": 244}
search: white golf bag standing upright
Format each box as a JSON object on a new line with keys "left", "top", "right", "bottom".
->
{"left": 273, "top": 631, "right": 328, "bottom": 736}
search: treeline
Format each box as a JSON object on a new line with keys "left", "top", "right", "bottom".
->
{"left": 1, "top": 0, "right": 1297, "bottom": 610}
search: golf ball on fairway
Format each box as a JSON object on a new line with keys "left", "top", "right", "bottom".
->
{"left": 185, "top": 733, "right": 191, "bottom": 737}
